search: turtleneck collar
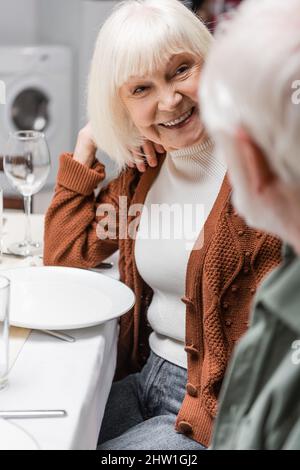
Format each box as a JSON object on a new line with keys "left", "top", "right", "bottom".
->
{"left": 166, "top": 137, "right": 226, "bottom": 181}
{"left": 168, "top": 137, "right": 214, "bottom": 159}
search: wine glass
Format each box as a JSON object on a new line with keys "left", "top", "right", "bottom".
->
{"left": 4, "top": 130, "right": 50, "bottom": 256}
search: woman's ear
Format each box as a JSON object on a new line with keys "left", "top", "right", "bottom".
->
{"left": 236, "top": 128, "right": 276, "bottom": 195}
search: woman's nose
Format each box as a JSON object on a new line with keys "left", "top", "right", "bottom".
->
{"left": 157, "top": 89, "right": 183, "bottom": 112}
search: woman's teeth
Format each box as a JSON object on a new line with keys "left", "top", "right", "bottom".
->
{"left": 162, "top": 108, "right": 193, "bottom": 128}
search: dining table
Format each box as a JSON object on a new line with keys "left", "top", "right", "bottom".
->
{"left": 0, "top": 212, "right": 120, "bottom": 450}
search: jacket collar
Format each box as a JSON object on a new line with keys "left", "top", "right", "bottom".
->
{"left": 255, "top": 244, "right": 300, "bottom": 334}
{"left": 129, "top": 153, "right": 166, "bottom": 207}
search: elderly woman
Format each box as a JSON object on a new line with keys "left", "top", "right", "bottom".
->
{"left": 44, "top": 0, "right": 281, "bottom": 450}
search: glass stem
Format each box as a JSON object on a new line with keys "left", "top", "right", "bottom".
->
{"left": 24, "top": 195, "right": 32, "bottom": 246}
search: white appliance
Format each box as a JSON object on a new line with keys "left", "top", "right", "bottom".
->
{"left": 0, "top": 45, "right": 72, "bottom": 195}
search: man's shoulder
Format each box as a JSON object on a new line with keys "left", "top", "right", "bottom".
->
{"left": 254, "top": 248, "right": 300, "bottom": 334}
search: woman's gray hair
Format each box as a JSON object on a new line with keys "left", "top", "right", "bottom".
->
{"left": 88, "top": 0, "right": 213, "bottom": 170}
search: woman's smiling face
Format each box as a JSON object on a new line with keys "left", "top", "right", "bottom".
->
{"left": 119, "top": 52, "right": 205, "bottom": 152}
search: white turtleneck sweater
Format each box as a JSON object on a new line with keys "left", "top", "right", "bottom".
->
{"left": 135, "top": 139, "right": 226, "bottom": 369}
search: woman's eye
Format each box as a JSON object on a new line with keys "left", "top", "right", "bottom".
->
{"left": 133, "top": 86, "right": 147, "bottom": 95}
{"left": 175, "top": 65, "right": 189, "bottom": 75}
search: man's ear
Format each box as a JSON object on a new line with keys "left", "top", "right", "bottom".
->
{"left": 236, "top": 128, "right": 276, "bottom": 194}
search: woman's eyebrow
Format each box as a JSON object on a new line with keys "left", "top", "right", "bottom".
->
{"left": 124, "top": 55, "right": 193, "bottom": 87}
{"left": 167, "top": 53, "right": 190, "bottom": 66}
{"left": 126, "top": 76, "right": 149, "bottom": 86}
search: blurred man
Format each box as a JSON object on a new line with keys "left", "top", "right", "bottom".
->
{"left": 200, "top": 0, "right": 300, "bottom": 449}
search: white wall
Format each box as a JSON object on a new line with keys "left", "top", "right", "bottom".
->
{"left": 0, "top": 0, "right": 38, "bottom": 45}
{"left": 36, "top": 0, "right": 81, "bottom": 145}
{"left": 78, "top": 1, "right": 119, "bottom": 180}
{"left": 78, "top": 1, "right": 118, "bottom": 129}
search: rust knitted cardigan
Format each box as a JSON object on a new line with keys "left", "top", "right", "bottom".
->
{"left": 44, "top": 152, "right": 282, "bottom": 447}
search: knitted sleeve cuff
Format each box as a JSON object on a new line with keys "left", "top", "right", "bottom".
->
{"left": 57, "top": 153, "right": 106, "bottom": 196}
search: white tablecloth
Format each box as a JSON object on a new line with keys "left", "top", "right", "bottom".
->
{"left": 0, "top": 213, "right": 120, "bottom": 449}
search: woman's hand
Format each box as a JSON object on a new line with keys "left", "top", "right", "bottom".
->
{"left": 73, "top": 122, "right": 97, "bottom": 168}
{"left": 128, "top": 140, "right": 165, "bottom": 173}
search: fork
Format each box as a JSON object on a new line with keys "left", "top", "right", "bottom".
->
{"left": 40, "top": 330, "right": 75, "bottom": 343}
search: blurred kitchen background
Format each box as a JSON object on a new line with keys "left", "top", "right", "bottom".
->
{"left": 0, "top": 0, "right": 242, "bottom": 214}
{"left": 0, "top": 0, "right": 119, "bottom": 213}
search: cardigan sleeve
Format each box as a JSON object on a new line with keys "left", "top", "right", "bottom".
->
{"left": 43, "top": 153, "right": 125, "bottom": 268}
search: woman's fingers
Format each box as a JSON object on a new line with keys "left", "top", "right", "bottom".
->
{"left": 153, "top": 143, "right": 166, "bottom": 154}
{"left": 130, "top": 148, "right": 146, "bottom": 172}
{"left": 128, "top": 140, "right": 165, "bottom": 172}
{"left": 142, "top": 141, "right": 158, "bottom": 168}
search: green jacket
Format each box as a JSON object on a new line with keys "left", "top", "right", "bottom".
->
{"left": 212, "top": 245, "right": 300, "bottom": 450}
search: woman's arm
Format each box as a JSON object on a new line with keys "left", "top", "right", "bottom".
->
{"left": 43, "top": 125, "right": 122, "bottom": 268}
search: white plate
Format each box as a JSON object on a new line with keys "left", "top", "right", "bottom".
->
{"left": 1, "top": 266, "right": 135, "bottom": 330}
{"left": 0, "top": 419, "right": 39, "bottom": 450}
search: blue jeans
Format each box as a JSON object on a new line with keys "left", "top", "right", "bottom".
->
{"left": 97, "top": 350, "right": 206, "bottom": 450}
